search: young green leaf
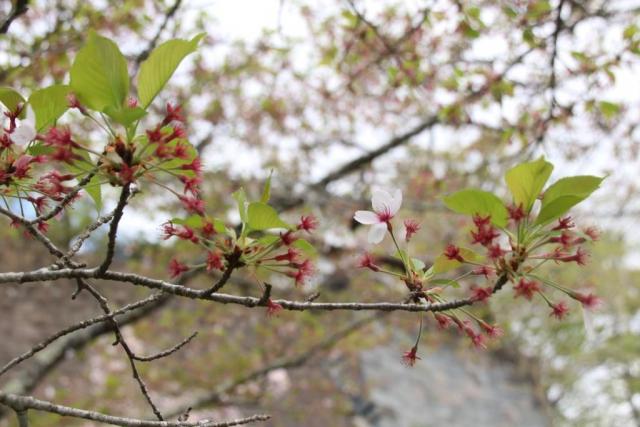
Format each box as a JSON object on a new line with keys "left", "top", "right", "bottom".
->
{"left": 0, "top": 87, "right": 26, "bottom": 117}
{"left": 247, "top": 202, "right": 290, "bottom": 230}
{"left": 172, "top": 215, "right": 204, "bottom": 228}
{"left": 505, "top": 157, "right": 553, "bottom": 212}
{"left": 542, "top": 175, "right": 603, "bottom": 206}
{"left": 411, "top": 258, "right": 426, "bottom": 271}
{"left": 232, "top": 188, "right": 248, "bottom": 222}
{"left": 104, "top": 106, "right": 147, "bottom": 127}
{"left": 28, "top": 85, "right": 71, "bottom": 131}
{"left": 85, "top": 174, "right": 103, "bottom": 211}
{"left": 430, "top": 278, "right": 461, "bottom": 288}
{"left": 534, "top": 175, "right": 603, "bottom": 226}
{"left": 261, "top": 170, "right": 273, "bottom": 203}
{"left": 442, "top": 189, "right": 508, "bottom": 227}
{"left": 70, "top": 31, "right": 129, "bottom": 111}
{"left": 26, "top": 142, "right": 55, "bottom": 156}
{"left": 137, "top": 33, "right": 205, "bottom": 108}
{"left": 293, "top": 239, "right": 317, "bottom": 256}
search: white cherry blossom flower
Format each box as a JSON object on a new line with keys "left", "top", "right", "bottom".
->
{"left": 354, "top": 189, "right": 402, "bottom": 243}
{"left": 11, "top": 121, "right": 36, "bottom": 146}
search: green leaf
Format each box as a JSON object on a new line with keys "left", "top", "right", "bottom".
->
{"left": 534, "top": 175, "right": 604, "bottom": 226}
{"left": 26, "top": 142, "right": 55, "bottom": 156}
{"left": 433, "top": 247, "right": 481, "bottom": 274}
{"left": 535, "top": 195, "right": 584, "bottom": 226}
{"left": 257, "top": 234, "right": 280, "bottom": 246}
{"left": 430, "top": 278, "right": 460, "bottom": 288}
{"left": 70, "top": 31, "right": 129, "bottom": 112}
{"left": 542, "top": 175, "right": 603, "bottom": 205}
{"left": 260, "top": 170, "right": 273, "bottom": 203}
{"left": 0, "top": 87, "right": 26, "bottom": 117}
{"left": 442, "top": 189, "right": 508, "bottom": 227}
{"left": 247, "top": 202, "right": 290, "bottom": 230}
{"left": 104, "top": 106, "right": 147, "bottom": 127}
{"left": 85, "top": 174, "right": 102, "bottom": 211}
{"left": 172, "top": 215, "right": 204, "bottom": 228}
{"left": 212, "top": 218, "right": 226, "bottom": 233}
{"left": 28, "top": 85, "right": 71, "bottom": 131}
{"left": 598, "top": 101, "right": 620, "bottom": 119}
{"left": 411, "top": 258, "right": 426, "bottom": 271}
{"left": 505, "top": 157, "right": 553, "bottom": 212}
{"left": 293, "top": 239, "right": 317, "bottom": 256}
{"left": 232, "top": 188, "right": 248, "bottom": 222}
{"left": 137, "top": 33, "right": 205, "bottom": 108}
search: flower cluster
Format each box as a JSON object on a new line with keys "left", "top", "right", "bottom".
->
{"left": 0, "top": 97, "right": 205, "bottom": 235}
{"left": 163, "top": 189, "right": 320, "bottom": 315}
{"left": 353, "top": 159, "right": 603, "bottom": 365}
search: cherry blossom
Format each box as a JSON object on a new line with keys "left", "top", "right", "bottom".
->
{"left": 354, "top": 189, "right": 402, "bottom": 244}
{"left": 11, "top": 121, "right": 36, "bottom": 145}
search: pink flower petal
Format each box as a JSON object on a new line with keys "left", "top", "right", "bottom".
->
{"left": 354, "top": 210, "right": 379, "bottom": 225}
{"left": 368, "top": 222, "right": 387, "bottom": 243}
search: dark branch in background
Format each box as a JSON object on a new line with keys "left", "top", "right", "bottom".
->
{"left": 535, "top": 0, "right": 567, "bottom": 145}
{"left": 274, "top": 47, "right": 536, "bottom": 211}
{"left": 549, "top": 0, "right": 566, "bottom": 110}
{"left": 134, "top": 0, "right": 183, "bottom": 64}
{"left": 0, "top": 392, "right": 269, "bottom": 427}
{"left": 0, "top": 0, "right": 29, "bottom": 34}
{"left": 312, "top": 116, "right": 439, "bottom": 190}
{"left": 167, "top": 312, "right": 382, "bottom": 417}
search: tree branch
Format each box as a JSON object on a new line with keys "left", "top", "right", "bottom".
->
{"left": 80, "top": 280, "right": 165, "bottom": 420}
{"left": 0, "top": 0, "right": 29, "bottom": 34}
{"left": 98, "top": 184, "right": 131, "bottom": 274}
{"left": 134, "top": 0, "right": 183, "bottom": 64}
{"left": 0, "top": 293, "right": 165, "bottom": 378}
{"left": 0, "top": 392, "right": 269, "bottom": 427}
{"left": 0, "top": 267, "right": 509, "bottom": 314}
{"left": 167, "top": 313, "right": 381, "bottom": 417}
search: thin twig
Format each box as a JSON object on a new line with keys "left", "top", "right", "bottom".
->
{"left": 81, "top": 280, "right": 165, "bottom": 421}
{"left": 28, "top": 171, "right": 96, "bottom": 225}
{"left": 97, "top": 184, "right": 131, "bottom": 274}
{"left": 134, "top": 0, "right": 183, "bottom": 64}
{"left": 133, "top": 331, "right": 198, "bottom": 362}
{"left": 167, "top": 313, "right": 381, "bottom": 416}
{"left": 0, "top": 293, "right": 164, "bottom": 378}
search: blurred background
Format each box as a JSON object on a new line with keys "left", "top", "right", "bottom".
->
{"left": 1, "top": 0, "right": 639, "bottom": 426}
